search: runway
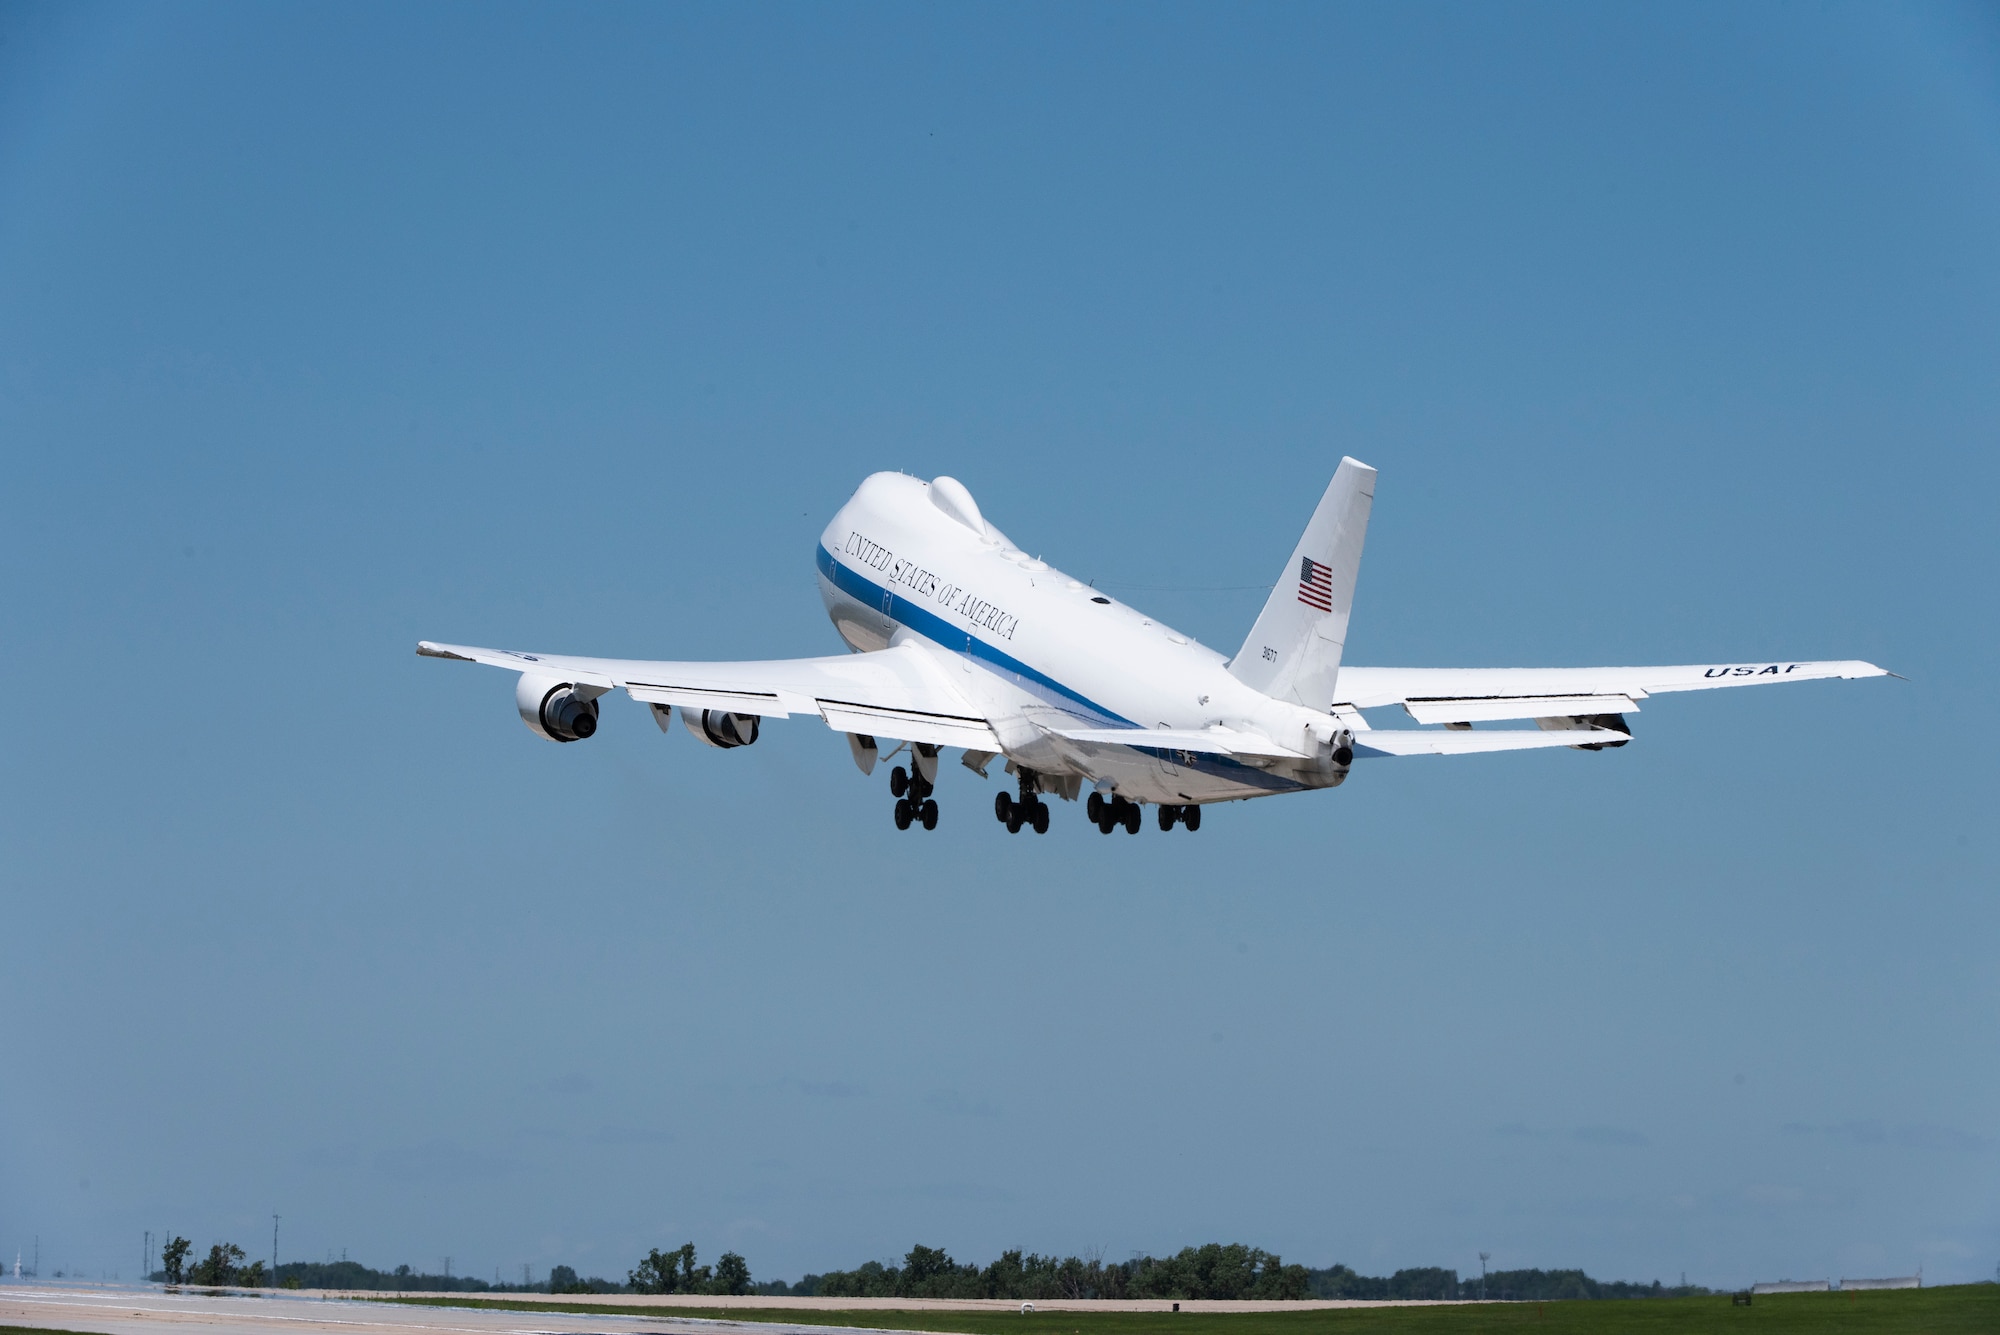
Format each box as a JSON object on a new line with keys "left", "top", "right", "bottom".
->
{"left": 0, "top": 1285, "right": 881, "bottom": 1335}
{"left": 1, "top": 1283, "right": 1440, "bottom": 1333}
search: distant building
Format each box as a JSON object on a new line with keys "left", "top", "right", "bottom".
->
{"left": 1840, "top": 1275, "right": 1920, "bottom": 1291}
{"left": 1751, "top": 1280, "right": 1829, "bottom": 1294}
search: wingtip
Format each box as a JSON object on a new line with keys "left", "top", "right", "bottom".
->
{"left": 416, "top": 641, "right": 473, "bottom": 662}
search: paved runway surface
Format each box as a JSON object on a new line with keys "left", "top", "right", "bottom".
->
{"left": 0, "top": 1286, "right": 880, "bottom": 1335}
{"left": 2, "top": 1285, "right": 1438, "bottom": 1330}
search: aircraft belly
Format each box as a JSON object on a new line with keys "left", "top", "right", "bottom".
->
{"left": 1095, "top": 754, "right": 1277, "bottom": 804}
{"left": 874, "top": 621, "right": 1296, "bottom": 802}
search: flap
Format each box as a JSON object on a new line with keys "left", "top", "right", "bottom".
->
{"left": 1403, "top": 694, "right": 1640, "bottom": 725}
{"left": 817, "top": 699, "right": 1001, "bottom": 750}
{"left": 624, "top": 681, "right": 807, "bottom": 717}
{"left": 1355, "top": 728, "right": 1633, "bottom": 757}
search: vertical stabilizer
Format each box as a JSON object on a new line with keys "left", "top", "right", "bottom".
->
{"left": 1228, "top": 457, "right": 1376, "bottom": 709}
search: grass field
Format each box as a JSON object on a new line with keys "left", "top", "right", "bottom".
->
{"left": 389, "top": 1286, "right": 1998, "bottom": 1335}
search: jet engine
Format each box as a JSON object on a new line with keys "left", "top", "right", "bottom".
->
{"left": 681, "top": 708, "right": 761, "bottom": 749}
{"left": 516, "top": 674, "right": 601, "bottom": 743}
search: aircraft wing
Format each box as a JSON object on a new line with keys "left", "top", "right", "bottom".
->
{"left": 416, "top": 640, "right": 1001, "bottom": 749}
{"left": 1335, "top": 659, "right": 1890, "bottom": 725}
{"left": 1049, "top": 723, "right": 1627, "bottom": 761}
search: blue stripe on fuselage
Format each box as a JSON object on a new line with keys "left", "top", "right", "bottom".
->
{"left": 817, "top": 543, "right": 1129, "bottom": 726}
{"left": 817, "top": 545, "right": 1304, "bottom": 794}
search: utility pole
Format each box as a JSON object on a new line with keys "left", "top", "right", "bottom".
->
{"left": 272, "top": 1216, "right": 279, "bottom": 1284}
{"left": 1479, "top": 1253, "right": 1490, "bottom": 1302}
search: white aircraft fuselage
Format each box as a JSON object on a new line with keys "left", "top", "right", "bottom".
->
{"left": 816, "top": 472, "right": 1342, "bottom": 804}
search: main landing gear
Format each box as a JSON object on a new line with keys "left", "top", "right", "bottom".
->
{"left": 1084, "top": 792, "right": 1201, "bottom": 834}
{"left": 889, "top": 763, "right": 939, "bottom": 831}
{"left": 1087, "top": 791, "right": 1140, "bottom": 835}
{"left": 994, "top": 777, "right": 1051, "bottom": 835}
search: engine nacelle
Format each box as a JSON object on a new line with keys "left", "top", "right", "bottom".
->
{"left": 516, "top": 674, "right": 601, "bottom": 743}
{"left": 680, "top": 708, "right": 761, "bottom": 749}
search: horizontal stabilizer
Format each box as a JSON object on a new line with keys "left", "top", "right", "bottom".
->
{"left": 1354, "top": 728, "right": 1632, "bottom": 758}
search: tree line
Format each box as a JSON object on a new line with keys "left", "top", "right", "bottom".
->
{"left": 150, "top": 1236, "right": 1708, "bottom": 1302}
{"left": 153, "top": 1243, "right": 513, "bottom": 1293}
{"left": 764, "top": 1245, "right": 1709, "bottom": 1302}
{"left": 768, "top": 1244, "right": 1307, "bottom": 1300}
{"left": 157, "top": 1239, "right": 270, "bottom": 1289}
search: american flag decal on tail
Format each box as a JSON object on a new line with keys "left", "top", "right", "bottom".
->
{"left": 1298, "top": 556, "right": 1334, "bottom": 612}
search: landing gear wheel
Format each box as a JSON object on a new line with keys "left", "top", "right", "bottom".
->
{"left": 893, "top": 797, "right": 913, "bottom": 830}
{"left": 920, "top": 798, "right": 939, "bottom": 831}
{"left": 1122, "top": 801, "right": 1141, "bottom": 835}
{"left": 1031, "top": 801, "right": 1049, "bottom": 834}
{"left": 1087, "top": 792, "right": 1105, "bottom": 823}
{"left": 1158, "top": 805, "right": 1178, "bottom": 831}
{"left": 994, "top": 791, "right": 1013, "bottom": 824}
{"left": 890, "top": 766, "right": 909, "bottom": 797}
{"left": 1183, "top": 804, "right": 1201, "bottom": 831}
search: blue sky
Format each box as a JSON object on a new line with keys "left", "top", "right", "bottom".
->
{"left": 2, "top": 0, "right": 1996, "bottom": 1292}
